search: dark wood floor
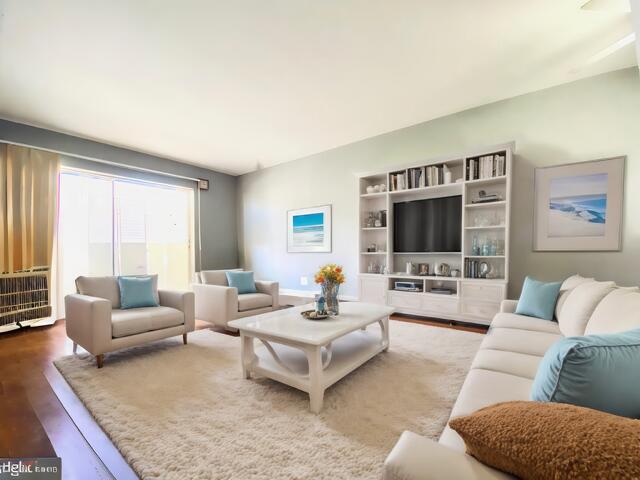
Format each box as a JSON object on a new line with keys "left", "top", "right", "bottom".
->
{"left": 0, "top": 315, "right": 485, "bottom": 479}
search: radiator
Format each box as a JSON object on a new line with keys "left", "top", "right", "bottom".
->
{"left": 0, "top": 270, "right": 52, "bottom": 330}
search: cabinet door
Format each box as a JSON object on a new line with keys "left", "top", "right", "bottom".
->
{"left": 358, "top": 277, "right": 387, "bottom": 305}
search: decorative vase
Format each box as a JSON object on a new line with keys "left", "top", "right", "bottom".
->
{"left": 321, "top": 282, "right": 340, "bottom": 315}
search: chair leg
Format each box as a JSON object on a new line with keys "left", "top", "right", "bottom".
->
{"left": 96, "top": 354, "right": 104, "bottom": 368}
{"left": 72, "top": 342, "right": 78, "bottom": 353}
{"left": 183, "top": 333, "right": 188, "bottom": 345}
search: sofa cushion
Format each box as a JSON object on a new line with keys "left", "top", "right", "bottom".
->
{"left": 449, "top": 401, "right": 640, "bottom": 480}
{"left": 471, "top": 349, "right": 542, "bottom": 380}
{"left": 111, "top": 306, "right": 183, "bottom": 338}
{"left": 238, "top": 293, "right": 273, "bottom": 312}
{"left": 118, "top": 276, "right": 159, "bottom": 309}
{"left": 226, "top": 271, "right": 258, "bottom": 294}
{"left": 585, "top": 288, "right": 640, "bottom": 335}
{"left": 76, "top": 276, "right": 121, "bottom": 309}
{"left": 490, "top": 313, "right": 562, "bottom": 335}
{"left": 481, "top": 327, "right": 562, "bottom": 357}
{"left": 515, "top": 277, "right": 561, "bottom": 321}
{"left": 555, "top": 274, "right": 594, "bottom": 319}
{"left": 531, "top": 328, "right": 640, "bottom": 418}
{"left": 557, "top": 280, "right": 615, "bottom": 337}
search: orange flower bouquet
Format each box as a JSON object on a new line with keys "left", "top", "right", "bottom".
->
{"left": 315, "top": 264, "right": 345, "bottom": 315}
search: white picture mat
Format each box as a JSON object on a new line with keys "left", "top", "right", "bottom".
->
{"left": 534, "top": 157, "right": 624, "bottom": 251}
{"left": 287, "top": 205, "right": 332, "bottom": 253}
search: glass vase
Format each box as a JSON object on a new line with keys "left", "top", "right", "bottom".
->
{"left": 321, "top": 282, "right": 340, "bottom": 316}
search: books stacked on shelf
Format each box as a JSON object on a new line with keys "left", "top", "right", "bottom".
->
{"left": 465, "top": 258, "right": 502, "bottom": 279}
{"left": 407, "top": 167, "right": 425, "bottom": 189}
{"left": 389, "top": 171, "right": 408, "bottom": 191}
{"left": 466, "top": 153, "right": 506, "bottom": 181}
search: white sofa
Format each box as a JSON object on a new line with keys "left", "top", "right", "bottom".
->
{"left": 65, "top": 275, "right": 195, "bottom": 368}
{"left": 383, "top": 276, "right": 640, "bottom": 480}
{"left": 193, "top": 269, "right": 279, "bottom": 331}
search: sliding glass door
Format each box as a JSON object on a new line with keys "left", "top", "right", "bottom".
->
{"left": 59, "top": 170, "right": 194, "bottom": 297}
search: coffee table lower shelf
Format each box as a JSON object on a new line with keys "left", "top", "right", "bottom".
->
{"left": 242, "top": 325, "right": 389, "bottom": 413}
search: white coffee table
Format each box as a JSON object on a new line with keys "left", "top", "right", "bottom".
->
{"left": 228, "top": 302, "right": 394, "bottom": 413}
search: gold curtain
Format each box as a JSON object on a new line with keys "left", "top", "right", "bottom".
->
{"left": 0, "top": 143, "right": 60, "bottom": 274}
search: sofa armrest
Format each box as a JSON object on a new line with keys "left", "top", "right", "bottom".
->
{"left": 499, "top": 299, "right": 518, "bottom": 314}
{"left": 255, "top": 280, "right": 279, "bottom": 307}
{"left": 64, "top": 294, "right": 113, "bottom": 355}
{"left": 192, "top": 283, "right": 238, "bottom": 327}
{"left": 383, "top": 431, "right": 511, "bottom": 480}
{"left": 159, "top": 290, "right": 195, "bottom": 332}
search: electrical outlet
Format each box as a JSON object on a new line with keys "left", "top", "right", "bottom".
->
{"left": 300, "top": 276, "right": 308, "bottom": 286}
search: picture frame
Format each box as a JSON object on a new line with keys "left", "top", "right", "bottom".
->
{"left": 287, "top": 205, "right": 332, "bottom": 253}
{"left": 533, "top": 156, "right": 625, "bottom": 251}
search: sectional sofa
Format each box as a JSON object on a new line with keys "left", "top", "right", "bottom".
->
{"left": 383, "top": 275, "right": 640, "bottom": 479}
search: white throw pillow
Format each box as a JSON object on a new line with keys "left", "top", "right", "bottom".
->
{"left": 585, "top": 287, "right": 640, "bottom": 335}
{"left": 558, "top": 281, "right": 616, "bottom": 337}
{"left": 554, "top": 274, "right": 595, "bottom": 320}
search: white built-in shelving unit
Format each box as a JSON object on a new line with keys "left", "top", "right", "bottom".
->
{"left": 356, "top": 143, "right": 513, "bottom": 326}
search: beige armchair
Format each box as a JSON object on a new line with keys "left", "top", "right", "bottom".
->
{"left": 65, "top": 275, "right": 195, "bottom": 367}
{"left": 193, "top": 269, "right": 279, "bottom": 331}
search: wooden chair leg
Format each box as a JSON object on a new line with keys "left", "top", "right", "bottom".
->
{"left": 96, "top": 354, "right": 104, "bottom": 368}
{"left": 183, "top": 333, "right": 188, "bottom": 345}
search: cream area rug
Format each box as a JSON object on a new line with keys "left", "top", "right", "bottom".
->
{"left": 54, "top": 321, "right": 482, "bottom": 480}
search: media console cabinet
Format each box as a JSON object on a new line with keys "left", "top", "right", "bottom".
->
{"left": 357, "top": 143, "right": 513, "bottom": 326}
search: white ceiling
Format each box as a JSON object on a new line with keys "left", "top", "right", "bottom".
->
{"left": 0, "top": 1, "right": 636, "bottom": 175}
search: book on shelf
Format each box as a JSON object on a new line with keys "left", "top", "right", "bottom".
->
{"left": 465, "top": 153, "right": 506, "bottom": 181}
{"left": 390, "top": 171, "right": 408, "bottom": 191}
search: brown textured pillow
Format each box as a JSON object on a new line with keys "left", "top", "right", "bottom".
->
{"left": 449, "top": 401, "right": 640, "bottom": 480}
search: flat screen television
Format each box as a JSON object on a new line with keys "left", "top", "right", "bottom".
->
{"left": 393, "top": 195, "right": 462, "bottom": 252}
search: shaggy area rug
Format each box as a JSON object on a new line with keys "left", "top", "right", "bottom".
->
{"left": 54, "top": 321, "right": 482, "bottom": 480}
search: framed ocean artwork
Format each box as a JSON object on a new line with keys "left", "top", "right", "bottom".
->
{"left": 534, "top": 157, "right": 625, "bottom": 251}
{"left": 287, "top": 205, "right": 332, "bottom": 253}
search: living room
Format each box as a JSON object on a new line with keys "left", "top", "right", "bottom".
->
{"left": 1, "top": 1, "right": 640, "bottom": 479}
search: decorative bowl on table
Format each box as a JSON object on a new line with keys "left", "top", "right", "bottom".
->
{"left": 301, "top": 310, "right": 330, "bottom": 320}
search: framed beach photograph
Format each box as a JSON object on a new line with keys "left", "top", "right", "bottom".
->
{"left": 287, "top": 205, "right": 332, "bottom": 253}
{"left": 534, "top": 157, "right": 625, "bottom": 251}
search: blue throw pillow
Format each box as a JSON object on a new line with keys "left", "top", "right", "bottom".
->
{"left": 118, "top": 276, "right": 159, "bottom": 309}
{"left": 225, "top": 271, "right": 257, "bottom": 294}
{"left": 531, "top": 329, "right": 640, "bottom": 418}
{"left": 515, "top": 276, "right": 561, "bottom": 320}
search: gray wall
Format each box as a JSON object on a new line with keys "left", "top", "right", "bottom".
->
{"left": 0, "top": 119, "right": 238, "bottom": 270}
{"left": 238, "top": 67, "right": 640, "bottom": 298}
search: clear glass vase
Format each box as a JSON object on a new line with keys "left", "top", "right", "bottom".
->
{"left": 321, "top": 282, "right": 340, "bottom": 316}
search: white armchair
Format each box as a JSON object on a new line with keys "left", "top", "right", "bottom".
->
{"left": 65, "top": 275, "right": 195, "bottom": 368}
{"left": 193, "top": 269, "right": 279, "bottom": 330}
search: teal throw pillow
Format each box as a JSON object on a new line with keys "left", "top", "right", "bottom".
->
{"left": 226, "top": 271, "right": 257, "bottom": 294}
{"left": 515, "top": 276, "right": 561, "bottom": 320}
{"left": 118, "top": 276, "right": 159, "bottom": 309}
{"left": 531, "top": 329, "right": 640, "bottom": 418}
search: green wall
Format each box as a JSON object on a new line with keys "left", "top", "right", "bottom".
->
{"left": 238, "top": 67, "right": 640, "bottom": 298}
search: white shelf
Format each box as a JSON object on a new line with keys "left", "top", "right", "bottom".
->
{"left": 388, "top": 274, "right": 461, "bottom": 281}
{"left": 465, "top": 201, "right": 506, "bottom": 209}
{"left": 464, "top": 225, "right": 505, "bottom": 230}
{"left": 358, "top": 142, "right": 513, "bottom": 325}
{"left": 389, "top": 182, "right": 462, "bottom": 197}
{"left": 360, "top": 192, "right": 388, "bottom": 198}
{"left": 393, "top": 251, "right": 461, "bottom": 255}
{"left": 464, "top": 175, "right": 507, "bottom": 186}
